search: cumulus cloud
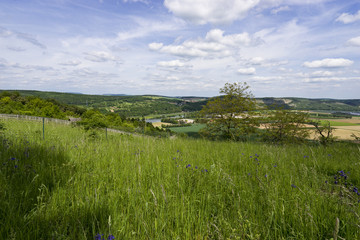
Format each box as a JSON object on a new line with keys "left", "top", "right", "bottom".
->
{"left": 149, "top": 42, "right": 164, "bottom": 51}
{"left": 303, "top": 58, "right": 353, "bottom": 68}
{"left": 163, "top": 0, "right": 260, "bottom": 25}
{"left": 237, "top": 67, "right": 256, "bottom": 75}
{"left": 310, "top": 71, "right": 334, "bottom": 77}
{"left": 336, "top": 10, "right": 360, "bottom": 24}
{"left": 347, "top": 36, "right": 360, "bottom": 47}
{"left": 157, "top": 60, "right": 185, "bottom": 67}
{"left": 148, "top": 28, "right": 257, "bottom": 58}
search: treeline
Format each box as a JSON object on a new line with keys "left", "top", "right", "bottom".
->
{"left": 0, "top": 91, "right": 85, "bottom": 119}
{"left": 0, "top": 92, "right": 168, "bottom": 136}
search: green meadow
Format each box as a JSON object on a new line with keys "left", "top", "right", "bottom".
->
{"left": 1, "top": 119, "right": 360, "bottom": 239}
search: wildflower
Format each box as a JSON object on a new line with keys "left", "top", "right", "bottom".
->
{"left": 14, "top": 165, "right": 18, "bottom": 169}
{"left": 273, "top": 164, "right": 277, "bottom": 167}
{"left": 186, "top": 164, "right": 191, "bottom": 168}
{"left": 265, "top": 174, "right": 268, "bottom": 178}
{"left": 325, "top": 180, "right": 328, "bottom": 184}
{"left": 10, "top": 157, "right": 16, "bottom": 161}
{"left": 95, "top": 234, "right": 104, "bottom": 240}
{"left": 195, "top": 166, "right": 198, "bottom": 169}
{"left": 291, "top": 184, "right": 297, "bottom": 188}
{"left": 108, "top": 235, "right": 115, "bottom": 240}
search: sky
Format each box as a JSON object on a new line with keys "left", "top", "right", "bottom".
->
{"left": 0, "top": 0, "right": 359, "bottom": 98}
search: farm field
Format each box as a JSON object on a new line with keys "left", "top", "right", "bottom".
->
{"left": 1, "top": 119, "right": 360, "bottom": 239}
{"left": 312, "top": 117, "right": 360, "bottom": 140}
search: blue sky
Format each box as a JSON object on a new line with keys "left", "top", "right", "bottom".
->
{"left": 0, "top": 0, "right": 359, "bottom": 98}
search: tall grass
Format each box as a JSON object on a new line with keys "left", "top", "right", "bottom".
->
{"left": 1, "top": 119, "right": 359, "bottom": 239}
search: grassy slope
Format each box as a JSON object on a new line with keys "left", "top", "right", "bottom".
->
{"left": 1, "top": 119, "right": 360, "bottom": 239}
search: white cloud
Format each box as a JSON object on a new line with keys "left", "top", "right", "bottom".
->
{"left": 249, "top": 57, "right": 265, "bottom": 65}
{"left": 149, "top": 28, "right": 256, "bottom": 58}
{"left": 271, "top": 6, "right": 290, "bottom": 15}
{"left": 0, "top": 26, "right": 46, "bottom": 49}
{"left": 123, "top": 0, "right": 149, "bottom": 4}
{"left": 336, "top": 10, "right": 360, "bottom": 24}
{"left": 157, "top": 60, "right": 185, "bottom": 67}
{"left": 347, "top": 36, "right": 360, "bottom": 47}
{"left": 163, "top": 0, "right": 260, "bottom": 25}
{"left": 310, "top": 70, "right": 334, "bottom": 77}
{"left": 238, "top": 67, "right": 256, "bottom": 75}
{"left": 59, "top": 60, "right": 82, "bottom": 66}
{"left": 149, "top": 42, "right": 164, "bottom": 51}
{"left": 83, "top": 51, "right": 117, "bottom": 62}
{"left": 303, "top": 58, "right": 353, "bottom": 68}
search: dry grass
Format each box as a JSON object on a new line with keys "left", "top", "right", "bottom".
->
{"left": 152, "top": 122, "right": 173, "bottom": 128}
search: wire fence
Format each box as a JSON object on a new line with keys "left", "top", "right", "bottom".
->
{"left": 0, "top": 114, "right": 73, "bottom": 125}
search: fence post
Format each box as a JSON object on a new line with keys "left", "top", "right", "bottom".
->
{"left": 43, "top": 117, "right": 45, "bottom": 140}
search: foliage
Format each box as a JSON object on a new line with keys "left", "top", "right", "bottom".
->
{"left": 310, "top": 120, "right": 336, "bottom": 145}
{"left": 0, "top": 91, "right": 85, "bottom": 119}
{"left": 76, "top": 109, "right": 108, "bottom": 131}
{"left": 0, "top": 121, "right": 5, "bottom": 132}
{"left": 200, "top": 82, "right": 259, "bottom": 141}
{"left": 262, "top": 109, "right": 310, "bottom": 143}
{"left": 161, "top": 118, "right": 178, "bottom": 124}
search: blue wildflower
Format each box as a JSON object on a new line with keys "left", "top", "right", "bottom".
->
{"left": 108, "top": 235, "right": 115, "bottom": 240}
{"left": 95, "top": 234, "right": 104, "bottom": 240}
{"left": 291, "top": 184, "right": 297, "bottom": 188}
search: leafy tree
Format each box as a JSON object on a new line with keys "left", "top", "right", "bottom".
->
{"left": 262, "top": 109, "right": 310, "bottom": 143}
{"left": 200, "top": 82, "right": 258, "bottom": 141}
{"left": 77, "top": 109, "right": 108, "bottom": 131}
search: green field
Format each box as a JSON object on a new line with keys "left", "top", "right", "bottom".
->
{"left": 168, "top": 124, "right": 206, "bottom": 137}
{"left": 1, "top": 119, "right": 360, "bottom": 239}
{"left": 324, "top": 120, "right": 359, "bottom": 126}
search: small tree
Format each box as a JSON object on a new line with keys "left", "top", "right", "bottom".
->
{"left": 310, "top": 120, "right": 336, "bottom": 145}
{"left": 262, "top": 109, "right": 310, "bottom": 143}
{"left": 200, "top": 82, "right": 258, "bottom": 141}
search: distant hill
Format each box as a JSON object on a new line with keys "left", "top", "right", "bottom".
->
{"left": 1, "top": 90, "right": 359, "bottom": 116}
{"left": 258, "top": 97, "right": 360, "bottom": 112}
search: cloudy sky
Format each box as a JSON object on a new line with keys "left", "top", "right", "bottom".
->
{"left": 0, "top": 0, "right": 359, "bottom": 98}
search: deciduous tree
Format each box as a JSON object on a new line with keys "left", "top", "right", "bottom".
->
{"left": 200, "top": 82, "right": 258, "bottom": 140}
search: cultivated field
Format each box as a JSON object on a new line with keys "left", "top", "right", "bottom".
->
{"left": 1, "top": 119, "right": 360, "bottom": 239}
{"left": 310, "top": 117, "right": 360, "bottom": 140}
